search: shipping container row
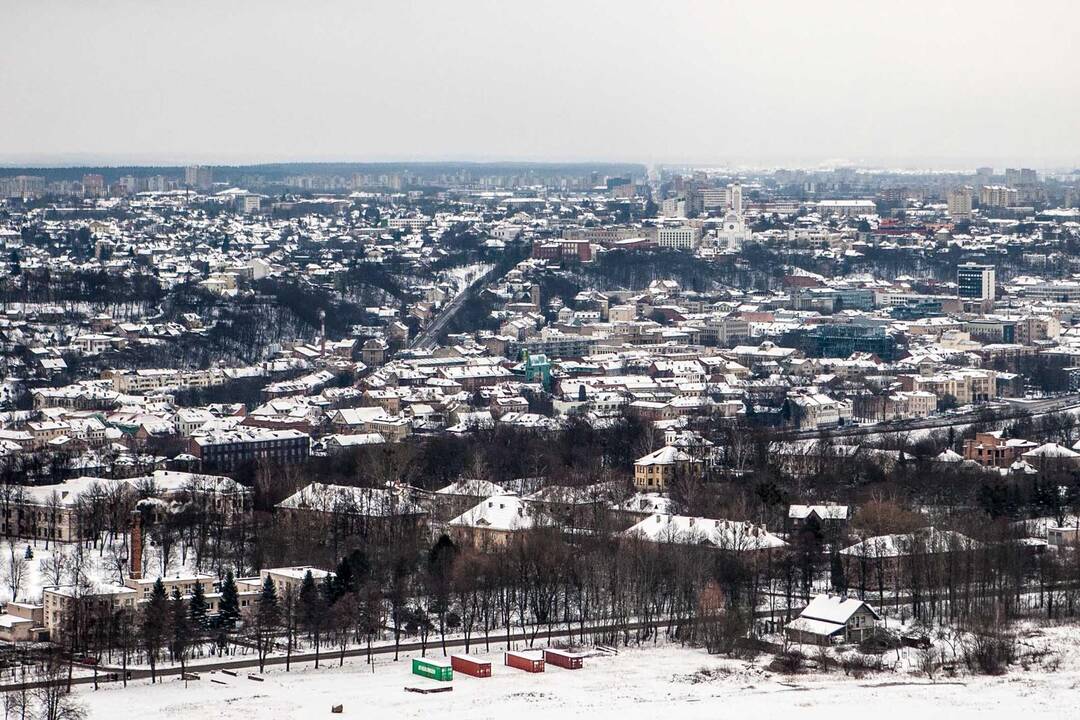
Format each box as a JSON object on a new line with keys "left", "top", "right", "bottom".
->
{"left": 411, "top": 650, "right": 584, "bottom": 682}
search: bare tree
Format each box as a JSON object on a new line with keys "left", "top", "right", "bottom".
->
{"left": 32, "top": 652, "right": 85, "bottom": 720}
{"left": 39, "top": 547, "right": 69, "bottom": 587}
{"left": 3, "top": 551, "right": 27, "bottom": 602}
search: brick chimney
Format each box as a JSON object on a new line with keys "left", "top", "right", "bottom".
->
{"left": 129, "top": 511, "right": 142, "bottom": 580}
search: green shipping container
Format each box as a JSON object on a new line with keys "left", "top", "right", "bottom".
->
{"left": 412, "top": 658, "right": 453, "bottom": 681}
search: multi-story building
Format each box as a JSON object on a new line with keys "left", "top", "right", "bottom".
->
{"left": 184, "top": 165, "right": 214, "bottom": 190}
{"left": 633, "top": 445, "right": 700, "bottom": 491}
{"left": 700, "top": 187, "right": 729, "bottom": 211}
{"left": 81, "top": 174, "right": 106, "bottom": 197}
{"left": 0, "top": 471, "right": 251, "bottom": 543}
{"left": 956, "top": 263, "right": 995, "bottom": 301}
{"left": 190, "top": 428, "right": 310, "bottom": 470}
{"left": 657, "top": 226, "right": 700, "bottom": 250}
{"left": 886, "top": 390, "right": 937, "bottom": 419}
{"left": 963, "top": 430, "right": 1038, "bottom": 468}
{"left": 947, "top": 186, "right": 973, "bottom": 220}
{"left": 783, "top": 392, "right": 853, "bottom": 430}
{"left": 900, "top": 369, "right": 998, "bottom": 405}
{"left": 980, "top": 185, "right": 1017, "bottom": 208}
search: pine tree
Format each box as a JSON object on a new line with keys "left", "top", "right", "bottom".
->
{"left": 170, "top": 587, "right": 191, "bottom": 672}
{"left": 331, "top": 557, "right": 352, "bottom": 605}
{"left": 299, "top": 570, "right": 327, "bottom": 668}
{"left": 259, "top": 576, "right": 280, "bottom": 613}
{"left": 219, "top": 570, "right": 240, "bottom": 631}
{"left": 140, "top": 579, "right": 170, "bottom": 684}
{"left": 189, "top": 580, "right": 209, "bottom": 632}
{"left": 253, "top": 576, "right": 281, "bottom": 672}
{"left": 331, "top": 549, "right": 368, "bottom": 602}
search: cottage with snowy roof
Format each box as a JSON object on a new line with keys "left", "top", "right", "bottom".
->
{"left": 785, "top": 593, "right": 880, "bottom": 645}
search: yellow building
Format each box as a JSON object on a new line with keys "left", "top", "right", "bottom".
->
{"left": 633, "top": 446, "right": 700, "bottom": 491}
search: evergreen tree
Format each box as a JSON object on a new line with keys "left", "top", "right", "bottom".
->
{"left": 830, "top": 552, "right": 848, "bottom": 594}
{"left": 299, "top": 570, "right": 327, "bottom": 668}
{"left": 427, "top": 535, "right": 458, "bottom": 655}
{"left": 332, "top": 549, "right": 370, "bottom": 601}
{"left": 252, "top": 576, "right": 281, "bottom": 672}
{"left": 169, "top": 587, "right": 192, "bottom": 672}
{"left": 259, "top": 575, "right": 280, "bottom": 612}
{"left": 140, "top": 579, "right": 170, "bottom": 684}
{"left": 219, "top": 570, "right": 240, "bottom": 631}
{"left": 189, "top": 580, "right": 209, "bottom": 632}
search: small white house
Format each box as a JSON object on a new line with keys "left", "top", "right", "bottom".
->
{"left": 784, "top": 594, "right": 880, "bottom": 645}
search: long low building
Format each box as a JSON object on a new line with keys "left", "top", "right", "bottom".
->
{"left": 625, "top": 514, "right": 786, "bottom": 553}
{"left": 0, "top": 470, "right": 250, "bottom": 543}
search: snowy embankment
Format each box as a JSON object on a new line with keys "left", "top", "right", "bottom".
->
{"left": 441, "top": 263, "right": 494, "bottom": 296}
{"left": 78, "top": 626, "right": 1080, "bottom": 720}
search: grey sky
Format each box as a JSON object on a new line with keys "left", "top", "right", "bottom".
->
{"left": 2, "top": 0, "right": 1078, "bottom": 168}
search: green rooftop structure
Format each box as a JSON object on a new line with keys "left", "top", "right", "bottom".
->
{"left": 521, "top": 349, "right": 552, "bottom": 390}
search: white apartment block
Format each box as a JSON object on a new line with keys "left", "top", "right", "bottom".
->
{"left": 657, "top": 226, "right": 700, "bottom": 250}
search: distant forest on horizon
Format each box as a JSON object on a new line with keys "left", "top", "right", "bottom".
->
{"left": 0, "top": 161, "right": 648, "bottom": 183}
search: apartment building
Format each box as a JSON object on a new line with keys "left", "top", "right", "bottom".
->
{"left": 189, "top": 428, "right": 310, "bottom": 470}
{"left": 947, "top": 186, "right": 973, "bottom": 220}
{"left": 657, "top": 226, "right": 700, "bottom": 250}
{"left": 899, "top": 369, "right": 997, "bottom": 405}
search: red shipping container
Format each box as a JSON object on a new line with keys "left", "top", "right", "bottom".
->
{"left": 543, "top": 649, "right": 584, "bottom": 670}
{"left": 451, "top": 654, "right": 492, "bottom": 678}
{"left": 504, "top": 650, "right": 545, "bottom": 673}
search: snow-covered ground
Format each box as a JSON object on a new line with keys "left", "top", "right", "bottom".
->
{"left": 441, "top": 263, "right": 493, "bottom": 295}
{"left": 78, "top": 627, "right": 1080, "bottom": 720}
{"left": 0, "top": 537, "right": 191, "bottom": 605}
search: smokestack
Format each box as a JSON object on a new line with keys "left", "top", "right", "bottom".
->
{"left": 129, "top": 511, "right": 142, "bottom": 580}
{"left": 320, "top": 309, "right": 327, "bottom": 356}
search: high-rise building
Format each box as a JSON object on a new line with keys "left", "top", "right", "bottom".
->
{"left": 700, "top": 187, "right": 729, "bottom": 211}
{"left": 980, "top": 185, "right": 1017, "bottom": 208}
{"left": 81, "top": 174, "right": 106, "bottom": 197}
{"left": 0, "top": 175, "right": 45, "bottom": 199}
{"left": 947, "top": 186, "right": 973, "bottom": 220}
{"left": 1020, "top": 168, "right": 1038, "bottom": 185}
{"left": 1005, "top": 168, "right": 1022, "bottom": 187}
{"left": 661, "top": 197, "right": 686, "bottom": 218}
{"left": 184, "top": 165, "right": 213, "bottom": 190}
{"left": 957, "top": 263, "right": 996, "bottom": 301}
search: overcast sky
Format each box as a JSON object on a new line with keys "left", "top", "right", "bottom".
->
{"left": 2, "top": 0, "right": 1078, "bottom": 169}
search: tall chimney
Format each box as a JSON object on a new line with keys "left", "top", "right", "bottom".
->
{"left": 129, "top": 511, "right": 142, "bottom": 580}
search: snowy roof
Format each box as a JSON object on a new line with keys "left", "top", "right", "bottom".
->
{"left": 1023, "top": 442, "right": 1080, "bottom": 459}
{"left": 625, "top": 514, "right": 786, "bottom": 551}
{"left": 840, "top": 527, "right": 980, "bottom": 558}
{"left": 788, "top": 504, "right": 849, "bottom": 521}
{"left": 1009, "top": 459, "right": 1039, "bottom": 475}
{"left": 276, "top": 482, "right": 424, "bottom": 516}
{"left": 935, "top": 448, "right": 964, "bottom": 463}
{"left": 798, "top": 593, "right": 879, "bottom": 625}
{"left": 436, "top": 479, "right": 507, "bottom": 497}
{"left": 635, "top": 445, "right": 693, "bottom": 466}
{"left": 612, "top": 492, "right": 673, "bottom": 515}
{"left": 448, "top": 495, "right": 535, "bottom": 533}
{"left": 784, "top": 616, "right": 846, "bottom": 637}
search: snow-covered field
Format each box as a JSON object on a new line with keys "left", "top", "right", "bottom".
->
{"left": 79, "top": 628, "right": 1080, "bottom": 720}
